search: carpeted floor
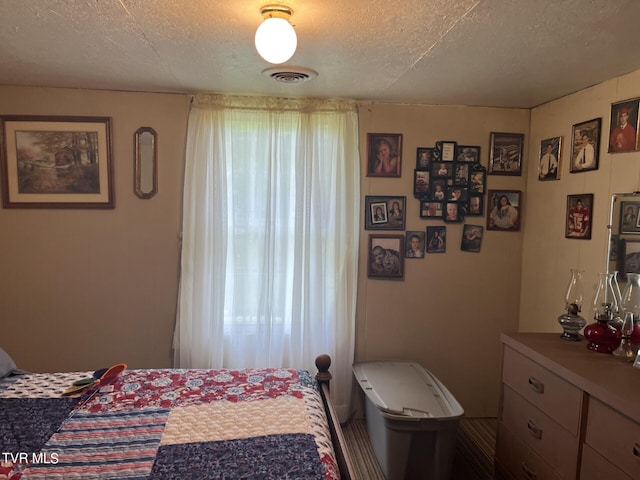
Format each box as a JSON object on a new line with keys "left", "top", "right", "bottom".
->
{"left": 341, "top": 417, "right": 496, "bottom": 480}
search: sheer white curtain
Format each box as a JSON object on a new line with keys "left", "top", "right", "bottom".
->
{"left": 174, "top": 94, "right": 360, "bottom": 419}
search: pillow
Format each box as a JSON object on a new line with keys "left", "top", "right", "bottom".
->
{"left": 0, "top": 347, "right": 18, "bottom": 378}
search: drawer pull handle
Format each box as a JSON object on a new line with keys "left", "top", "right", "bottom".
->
{"left": 521, "top": 462, "right": 537, "bottom": 480}
{"left": 634, "top": 443, "right": 640, "bottom": 457}
{"left": 527, "top": 420, "right": 543, "bottom": 439}
{"left": 528, "top": 376, "right": 544, "bottom": 394}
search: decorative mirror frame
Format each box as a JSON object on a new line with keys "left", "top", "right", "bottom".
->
{"left": 134, "top": 126, "right": 157, "bottom": 199}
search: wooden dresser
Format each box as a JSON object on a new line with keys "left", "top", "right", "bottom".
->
{"left": 495, "top": 332, "right": 640, "bottom": 480}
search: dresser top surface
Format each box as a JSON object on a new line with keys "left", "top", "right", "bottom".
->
{"left": 501, "top": 332, "right": 640, "bottom": 424}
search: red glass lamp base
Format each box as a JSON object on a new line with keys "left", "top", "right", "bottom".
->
{"left": 584, "top": 321, "right": 618, "bottom": 353}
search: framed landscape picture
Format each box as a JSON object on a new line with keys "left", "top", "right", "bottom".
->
{"left": 0, "top": 115, "right": 114, "bottom": 208}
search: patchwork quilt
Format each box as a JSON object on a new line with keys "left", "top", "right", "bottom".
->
{"left": 0, "top": 368, "right": 340, "bottom": 479}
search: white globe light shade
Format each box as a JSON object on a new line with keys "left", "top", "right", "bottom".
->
{"left": 254, "top": 17, "right": 297, "bottom": 64}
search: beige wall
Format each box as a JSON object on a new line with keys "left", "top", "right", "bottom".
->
{"left": 521, "top": 69, "right": 640, "bottom": 332}
{"left": 3, "top": 69, "right": 637, "bottom": 418}
{"left": 355, "top": 103, "right": 529, "bottom": 417}
{"left": 0, "top": 86, "right": 189, "bottom": 372}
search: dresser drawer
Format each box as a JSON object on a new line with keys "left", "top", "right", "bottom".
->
{"left": 500, "top": 385, "right": 578, "bottom": 479}
{"left": 585, "top": 397, "right": 640, "bottom": 479}
{"left": 495, "top": 421, "right": 562, "bottom": 480}
{"left": 502, "top": 346, "right": 582, "bottom": 434}
{"left": 581, "top": 444, "right": 633, "bottom": 480}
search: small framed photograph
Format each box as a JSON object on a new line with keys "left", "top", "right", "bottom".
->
{"left": 620, "top": 201, "right": 640, "bottom": 234}
{"left": 570, "top": 118, "right": 601, "bottom": 173}
{"left": 447, "top": 186, "right": 468, "bottom": 202}
{"left": 456, "top": 145, "right": 480, "bottom": 163}
{"left": 444, "top": 201, "right": 464, "bottom": 223}
{"left": 608, "top": 99, "right": 639, "bottom": 153}
{"left": 488, "top": 132, "right": 524, "bottom": 176}
{"left": 467, "top": 195, "right": 484, "bottom": 216}
{"left": 366, "top": 133, "right": 402, "bottom": 177}
{"left": 420, "top": 201, "right": 443, "bottom": 219}
{"left": 430, "top": 179, "right": 447, "bottom": 201}
{"left": 416, "top": 147, "right": 434, "bottom": 170}
{"left": 565, "top": 194, "right": 593, "bottom": 239}
{"left": 469, "top": 164, "right": 486, "bottom": 194}
{"left": 487, "top": 190, "right": 521, "bottom": 231}
{"left": 436, "top": 140, "right": 457, "bottom": 161}
{"left": 413, "top": 170, "right": 429, "bottom": 198}
{"left": 0, "top": 115, "right": 114, "bottom": 208}
{"left": 461, "top": 224, "right": 484, "bottom": 252}
{"left": 453, "top": 162, "right": 470, "bottom": 185}
{"left": 368, "top": 234, "right": 404, "bottom": 279}
{"left": 619, "top": 239, "right": 640, "bottom": 279}
{"left": 364, "top": 196, "right": 406, "bottom": 230}
{"left": 426, "top": 226, "right": 446, "bottom": 253}
{"left": 538, "top": 136, "right": 562, "bottom": 181}
{"left": 405, "top": 231, "right": 426, "bottom": 258}
{"left": 431, "top": 161, "right": 453, "bottom": 179}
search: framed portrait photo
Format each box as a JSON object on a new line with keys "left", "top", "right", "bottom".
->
{"left": 456, "top": 145, "right": 480, "bottom": 163}
{"left": 488, "top": 132, "right": 524, "bottom": 176}
{"left": 364, "top": 195, "right": 406, "bottom": 230}
{"left": 620, "top": 201, "right": 640, "bottom": 234}
{"left": 487, "top": 189, "right": 521, "bottom": 231}
{"left": 608, "top": 98, "right": 639, "bottom": 153}
{"left": 366, "top": 133, "right": 402, "bottom": 177}
{"left": 461, "top": 224, "right": 484, "bottom": 252}
{"left": 413, "top": 170, "right": 429, "bottom": 198}
{"left": 0, "top": 115, "right": 114, "bottom": 209}
{"left": 426, "top": 226, "right": 446, "bottom": 253}
{"left": 570, "top": 118, "right": 601, "bottom": 173}
{"left": 444, "top": 201, "right": 464, "bottom": 223}
{"left": 469, "top": 164, "right": 486, "bottom": 194}
{"left": 367, "top": 234, "right": 404, "bottom": 279}
{"left": 619, "top": 239, "right": 640, "bottom": 279}
{"left": 565, "top": 194, "right": 593, "bottom": 239}
{"left": 538, "top": 136, "right": 562, "bottom": 181}
{"left": 467, "top": 195, "right": 484, "bottom": 216}
{"left": 405, "top": 231, "right": 426, "bottom": 259}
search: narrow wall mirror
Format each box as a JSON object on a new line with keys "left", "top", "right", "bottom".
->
{"left": 134, "top": 126, "right": 157, "bottom": 199}
{"left": 607, "top": 192, "right": 640, "bottom": 293}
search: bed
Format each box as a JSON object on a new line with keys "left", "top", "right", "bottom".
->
{"left": 0, "top": 354, "right": 355, "bottom": 480}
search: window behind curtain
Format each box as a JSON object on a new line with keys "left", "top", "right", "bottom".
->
{"left": 174, "top": 95, "right": 360, "bottom": 420}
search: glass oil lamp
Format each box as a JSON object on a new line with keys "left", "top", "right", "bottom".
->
{"left": 612, "top": 312, "right": 638, "bottom": 362}
{"left": 584, "top": 272, "right": 619, "bottom": 353}
{"left": 557, "top": 269, "right": 586, "bottom": 341}
{"left": 619, "top": 272, "right": 640, "bottom": 348}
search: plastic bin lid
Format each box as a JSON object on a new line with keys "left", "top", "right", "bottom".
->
{"left": 353, "top": 361, "right": 464, "bottom": 419}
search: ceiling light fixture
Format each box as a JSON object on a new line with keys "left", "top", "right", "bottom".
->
{"left": 254, "top": 4, "right": 297, "bottom": 65}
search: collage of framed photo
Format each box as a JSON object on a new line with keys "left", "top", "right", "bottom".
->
{"left": 414, "top": 141, "right": 486, "bottom": 222}
{"left": 565, "top": 194, "right": 593, "bottom": 240}
{"left": 488, "top": 132, "right": 524, "bottom": 176}
{"left": 570, "top": 118, "right": 601, "bottom": 173}
{"left": 364, "top": 196, "right": 406, "bottom": 230}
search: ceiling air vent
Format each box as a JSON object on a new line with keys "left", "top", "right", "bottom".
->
{"left": 262, "top": 66, "right": 318, "bottom": 84}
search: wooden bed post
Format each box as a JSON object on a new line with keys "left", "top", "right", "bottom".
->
{"left": 315, "top": 354, "right": 356, "bottom": 480}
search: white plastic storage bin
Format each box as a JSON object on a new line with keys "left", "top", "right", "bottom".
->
{"left": 353, "top": 361, "right": 464, "bottom": 480}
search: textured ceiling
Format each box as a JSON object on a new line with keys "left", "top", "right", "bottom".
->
{"left": 1, "top": 0, "right": 640, "bottom": 108}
